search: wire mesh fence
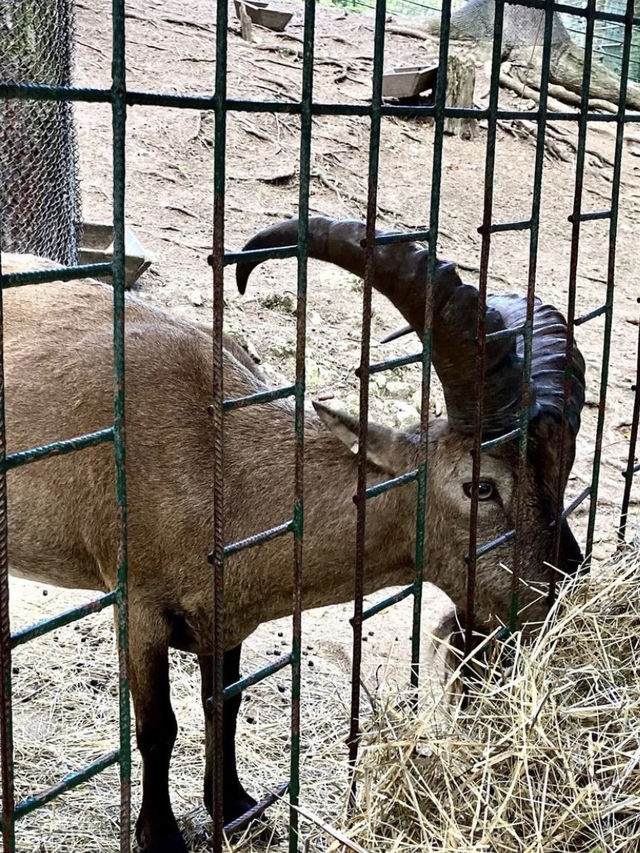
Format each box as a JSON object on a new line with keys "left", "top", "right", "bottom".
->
{"left": 0, "top": 0, "right": 639, "bottom": 851}
{"left": 0, "top": 0, "right": 81, "bottom": 265}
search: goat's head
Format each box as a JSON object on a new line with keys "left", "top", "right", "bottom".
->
{"left": 236, "top": 216, "right": 586, "bottom": 631}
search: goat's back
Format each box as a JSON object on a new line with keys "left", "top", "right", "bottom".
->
{"left": 3, "top": 261, "right": 280, "bottom": 601}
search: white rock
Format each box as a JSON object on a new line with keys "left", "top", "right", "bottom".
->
{"left": 394, "top": 401, "right": 421, "bottom": 428}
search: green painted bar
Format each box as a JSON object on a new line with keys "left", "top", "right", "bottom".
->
{"left": 221, "top": 654, "right": 292, "bottom": 702}
{"left": 2, "top": 81, "right": 638, "bottom": 126}
{"left": 480, "top": 428, "right": 519, "bottom": 453}
{"left": 368, "top": 352, "right": 422, "bottom": 375}
{"left": 365, "top": 469, "right": 419, "bottom": 500}
{"left": 569, "top": 210, "right": 611, "bottom": 223}
{"left": 0, "top": 260, "right": 16, "bottom": 853}
{"left": 485, "top": 324, "right": 525, "bottom": 342}
{"left": 0, "top": 82, "right": 111, "bottom": 102}
{"left": 361, "top": 585, "right": 414, "bottom": 622}
{"left": 288, "top": 0, "right": 317, "bottom": 839}
{"left": 373, "top": 229, "right": 431, "bottom": 245}
{"left": 574, "top": 304, "right": 607, "bottom": 326}
{"left": 4, "top": 428, "right": 114, "bottom": 471}
{"left": 222, "top": 519, "right": 294, "bottom": 558}
{"left": 564, "top": 0, "right": 598, "bottom": 572}
{"left": 1, "top": 263, "right": 112, "bottom": 288}
{"left": 223, "top": 780, "right": 290, "bottom": 835}
{"left": 509, "top": 0, "right": 557, "bottom": 629}
{"left": 11, "top": 592, "right": 117, "bottom": 648}
{"left": 224, "top": 245, "right": 298, "bottom": 267}
{"left": 346, "top": 0, "right": 388, "bottom": 799}
{"left": 476, "top": 528, "right": 515, "bottom": 559}
{"left": 465, "top": 0, "right": 506, "bottom": 652}
{"left": 411, "top": 0, "right": 455, "bottom": 691}
{"left": 585, "top": 0, "right": 635, "bottom": 558}
{"left": 487, "top": 219, "right": 532, "bottom": 234}
{"left": 13, "top": 750, "right": 120, "bottom": 820}
{"left": 222, "top": 385, "right": 295, "bottom": 412}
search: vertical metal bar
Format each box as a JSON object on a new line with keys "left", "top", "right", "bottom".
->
{"left": 111, "top": 2, "right": 131, "bottom": 848}
{"left": 553, "top": 0, "right": 596, "bottom": 585}
{"left": 411, "top": 0, "right": 453, "bottom": 689}
{"left": 618, "top": 313, "right": 640, "bottom": 542}
{"left": 466, "top": 0, "right": 506, "bottom": 655}
{"left": 348, "top": 0, "right": 386, "bottom": 801}
{"left": 211, "top": 0, "right": 229, "bottom": 849}
{"left": 512, "top": 0, "right": 556, "bottom": 626}
{"left": 585, "top": 0, "right": 635, "bottom": 560}
{"left": 0, "top": 251, "right": 15, "bottom": 853}
{"left": 289, "top": 0, "right": 315, "bottom": 847}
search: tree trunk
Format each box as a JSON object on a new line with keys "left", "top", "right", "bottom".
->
{"left": 444, "top": 53, "right": 477, "bottom": 138}
{"left": 420, "top": 0, "right": 640, "bottom": 110}
{"left": 0, "top": 0, "right": 81, "bottom": 265}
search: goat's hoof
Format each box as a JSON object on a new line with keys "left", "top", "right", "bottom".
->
{"left": 223, "top": 791, "right": 259, "bottom": 828}
{"left": 136, "top": 820, "right": 188, "bottom": 853}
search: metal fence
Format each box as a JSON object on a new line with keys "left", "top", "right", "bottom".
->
{"left": 0, "top": 0, "right": 81, "bottom": 265}
{"left": 0, "top": 0, "right": 639, "bottom": 851}
{"left": 562, "top": 0, "right": 640, "bottom": 82}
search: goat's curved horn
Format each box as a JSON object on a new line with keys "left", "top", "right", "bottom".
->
{"left": 235, "top": 216, "right": 585, "bottom": 442}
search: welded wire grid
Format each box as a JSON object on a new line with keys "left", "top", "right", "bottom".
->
{"left": 562, "top": 0, "right": 640, "bottom": 82}
{"left": 0, "top": 0, "right": 81, "bottom": 265}
{"left": 0, "top": 0, "right": 639, "bottom": 851}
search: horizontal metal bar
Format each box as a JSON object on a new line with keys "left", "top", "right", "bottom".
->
{"left": 505, "top": 0, "right": 640, "bottom": 27}
{"left": 574, "top": 304, "right": 608, "bottom": 326}
{"left": 1, "top": 262, "right": 112, "bottom": 288}
{"left": 13, "top": 750, "right": 119, "bottom": 820}
{"left": 631, "top": 462, "right": 640, "bottom": 475}
{"left": 220, "top": 519, "right": 294, "bottom": 558}
{"left": 364, "top": 468, "right": 419, "bottom": 499}
{"left": 371, "top": 229, "right": 430, "bottom": 245}
{"left": 11, "top": 591, "right": 118, "bottom": 648}
{"left": 0, "top": 82, "right": 112, "bottom": 103}
{"left": 568, "top": 209, "right": 611, "bottom": 223}
{"left": 223, "top": 780, "right": 289, "bottom": 835}
{"left": 222, "top": 384, "right": 295, "bottom": 412}
{"left": 221, "top": 653, "right": 292, "bottom": 702}
{"left": 480, "top": 428, "right": 520, "bottom": 452}
{"left": 475, "top": 528, "right": 515, "bottom": 559}
{"left": 484, "top": 219, "right": 532, "bottom": 234}
{"left": 485, "top": 323, "right": 526, "bottom": 342}
{"left": 224, "top": 245, "right": 298, "bottom": 267}
{"left": 359, "top": 584, "right": 414, "bottom": 622}
{"left": 2, "top": 82, "right": 639, "bottom": 125}
{"left": 5, "top": 427, "right": 114, "bottom": 471}
{"left": 366, "top": 352, "right": 422, "bottom": 375}
{"left": 562, "top": 484, "right": 592, "bottom": 519}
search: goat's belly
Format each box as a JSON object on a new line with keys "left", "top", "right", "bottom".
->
{"left": 8, "top": 560, "right": 104, "bottom": 592}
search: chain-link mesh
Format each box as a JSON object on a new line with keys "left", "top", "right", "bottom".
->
{"left": 0, "top": 0, "right": 81, "bottom": 266}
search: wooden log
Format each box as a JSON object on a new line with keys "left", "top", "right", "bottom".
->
{"left": 444, "top": 53, "right": 477, "bottom": 138}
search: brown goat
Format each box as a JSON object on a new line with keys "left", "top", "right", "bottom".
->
{"left": 2, "top": 228, "right": 584, "bottom": 853}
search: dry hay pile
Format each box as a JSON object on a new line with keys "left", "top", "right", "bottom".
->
{"left": 332, "top": 555, "right": 640, "bottom": 853}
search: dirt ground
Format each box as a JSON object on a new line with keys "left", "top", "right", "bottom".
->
{"left": 7, "top": 0, "right": 640, "bottom": 850}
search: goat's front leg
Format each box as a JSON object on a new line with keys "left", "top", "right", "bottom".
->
{"left": 129, "top": 613, "right": 186, "bottom": 853}
{"left": 199, "top": 645, "right": 258, "bottom": 825}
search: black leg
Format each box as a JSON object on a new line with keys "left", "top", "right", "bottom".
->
{"left": 199, "top": 644, "right": 258, "bottom": 824}
{"left": 129, "top": 614, "right": 186, "bottom": 853}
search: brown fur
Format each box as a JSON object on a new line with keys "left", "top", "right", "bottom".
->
{"left": 2, "top": 255, "right": 564, "bottom": 851}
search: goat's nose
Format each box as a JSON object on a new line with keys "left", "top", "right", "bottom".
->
{"left": 558, "top": 519, "right": 583, "bottom": 575}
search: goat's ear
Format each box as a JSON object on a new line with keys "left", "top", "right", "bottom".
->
{"left": 312, "top": 401, "right": 408, "bottom": 474}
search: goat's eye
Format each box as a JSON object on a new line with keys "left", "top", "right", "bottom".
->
{"left": 463, "top": 481, "right": 495, "bottom": 501}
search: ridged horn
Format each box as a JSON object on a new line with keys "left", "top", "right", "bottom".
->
{"left": 235, "top": 216, "right": 585, "bottom": 444}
